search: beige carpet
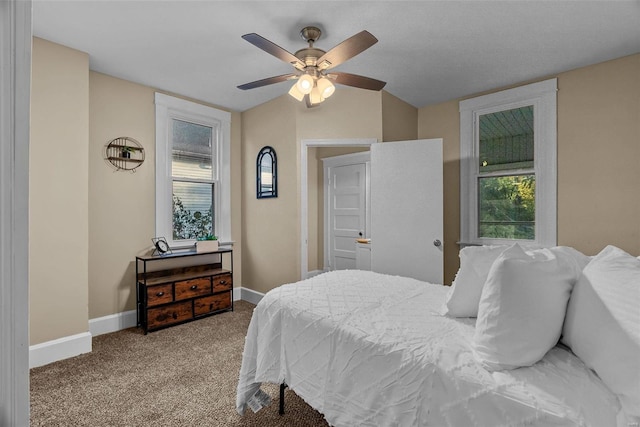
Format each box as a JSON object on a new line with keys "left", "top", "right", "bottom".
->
{"left": 30, "top": 301, "right": 330, "bottom": 426}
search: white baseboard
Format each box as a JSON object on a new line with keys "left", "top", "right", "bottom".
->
{"left": 29, "top": 332, "right": 92, "bottom": 369}
{"left": 233, "top": 286, "right": 242, "bottom": 301}
{"left": 241, "top": 287, "right": 265, "bottom": 305}
{"left": 30, "top": 287, "right": 260, "bottom": 368}
{"left": 89, "top": 309, "right": 137, "bottom": 337}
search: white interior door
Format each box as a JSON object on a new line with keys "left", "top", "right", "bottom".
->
{"left": 327, "top": 162, "right": 367, "bottom": 270}
{"left": 370, "top": 139, "right": 443, "bottom": 283}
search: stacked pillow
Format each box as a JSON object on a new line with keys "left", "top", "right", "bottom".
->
{"left": 441, "top": 243, "right": 588, "bottom": 318}
{"left": 443, "top": 243, "right": 640, "bottom": 423}
{"left": 472, "top": 244, "right": 587, "bottom": 370}
{"left": 561, "top": 245, "right": 640, "bottom": 422}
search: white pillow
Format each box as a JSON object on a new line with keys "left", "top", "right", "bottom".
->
{"left": 441, "top": 245, "right": 509, "bottom": 317}
{"left": 561, "top": 245, "right": 640, "bottom": 420}
{"left": 472, "top": 244, "right": 578, "bottom": 371}
{"left": 442, "top": 244, "right": 585, "bottom": 318}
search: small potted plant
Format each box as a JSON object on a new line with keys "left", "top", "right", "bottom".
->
{"left": 121, "top": 146, "right": 135, "bottom": 159}
{"left": 196, "top": 234, "right": 218, "bottom": 253}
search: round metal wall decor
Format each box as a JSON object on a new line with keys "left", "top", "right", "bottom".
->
{"left": 105, "top": 136, "right": 145, "bottom": 172}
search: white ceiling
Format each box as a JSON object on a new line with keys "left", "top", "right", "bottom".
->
{"left": 32, "top": 1, "right": 640, "bottom": 112}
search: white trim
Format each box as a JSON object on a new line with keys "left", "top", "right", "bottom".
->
{"left": 322, "top": 152, "right": 371, "bottom": 271}
{"left": 89, "top": 310, "right": 137, "bottom": 337}
{"left": 459, "top": 78, "right": 557, "bottom": 247}
{"left": 154, "top": 93, "right": 232, "bottom": 247}
{"left": 300, "top": 138, "right": 377, "bottom": 280}
{"left": 0, "top": 1, "right": 31, "bottom": 424}
{"left": 306, "top": 269, "right": 327, "bottom": 278}
{"left": 233, "top": 286, "right": 242, "bottom": 301}
{"left": 241, "top": 287, "right": 265, "bottom": 305}
{"left": 30, "top": 291, "right": 242, "bottom": 367}
{"left": 29, "top": 333, "right": 92, "bottom": 369}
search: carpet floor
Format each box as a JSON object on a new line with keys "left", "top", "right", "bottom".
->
{"left": 30, "top": 300, "right": 330, "bottom": 426}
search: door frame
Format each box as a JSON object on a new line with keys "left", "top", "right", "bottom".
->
{"left": 300, "top": 138, "right": 377, "bottom": 280}
{"left": 323, "top": 152, "right": 371, "bottom": 271}
{"left": 1, "top": 0, "right": 32, "bottom": 424}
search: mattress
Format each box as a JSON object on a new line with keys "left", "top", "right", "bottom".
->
{"left": 236, "top": 270, "right": 621, "bottom": 426}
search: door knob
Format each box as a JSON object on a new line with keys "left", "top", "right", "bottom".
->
{"left": 433, "top": 239, "right": 442, "bottom": 247}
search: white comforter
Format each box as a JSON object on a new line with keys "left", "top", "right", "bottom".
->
{"left": 236, "top": 270, "right": 621, "bottom": 426}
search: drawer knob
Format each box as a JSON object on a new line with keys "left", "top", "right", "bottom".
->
{"left": 190, "top": 285, "right": 198, "bottom": 290}
{"left": 172, "top": 312, "right": 177, "bottom": 319}
{"left": 219, "top": 280, "right": 226, "bottom": 285}
{"left": 156, "top": 291, "right": 164, "bottom": 297}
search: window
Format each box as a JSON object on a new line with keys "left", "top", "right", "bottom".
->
{"left": 459, "top": 79, "right": 557, "bottom": 246}
{"left": 155, "top": 93, "right": 231, "bottom": 248}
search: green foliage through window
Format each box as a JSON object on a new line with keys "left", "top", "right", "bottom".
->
{"left": 478, "top": 175, "right": 535, "bottom": 240}
{"left": 172, "top": 194, "right": 212, "bottom": 240}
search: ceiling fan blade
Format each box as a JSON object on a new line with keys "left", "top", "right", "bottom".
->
{"left": 242, "top": 33, "right": 305, "bottom": 70}
{"left": 316, "top": 31, "right": 378, "bottom": 70}
{"left": 237, "top": 74, "right": 297, "bottom": 90}
{"left": 329, "top": 72, "right": 387, "bottom": 91}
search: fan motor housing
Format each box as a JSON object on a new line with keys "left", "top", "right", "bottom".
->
{"left": 295, "top": 47, "right": 326, "bottom": 67}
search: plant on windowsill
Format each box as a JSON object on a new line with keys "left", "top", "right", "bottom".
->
{"left": 196, "top": 234, "right": 218, "bottom": 253}
{"left": 121, "top": 146, "right": 136, "bottom": 159}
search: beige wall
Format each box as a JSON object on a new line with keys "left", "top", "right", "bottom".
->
{"left": 242, "top": 87, "right": 452, "bottom": 293}
{"left": 418, "top": 99, "right": 461, "bottom": 284}
{"left": 241, "top": 96, "right": 298, "bottom": 294}
{"left": 382, "top": 91, "right": 418, "bottom": 142}
{"left": 30, "top": 38, "right": 90, "bottom": 344}
{"left": 242, "top": 89, "right": 384, "bottom": 292}
{"left": 88, "top": 72, "right": 156, "bottom": 318}
{"left": 418, "top": 53, "right": 640, "bottom": 284}
{"left": 88, "top": 73, "right": 243, "bottom": 319}
{"left": 31, "top": 38, "right": 243, "bottom": 346}
{"left": 556, "top": 54, "right": 640, "bottom": 255}
{"left": 309, "top": 93, "right": 417, "bottom": 271}
{"left": 31, "top": 35, "right": 639, "bottom": 345}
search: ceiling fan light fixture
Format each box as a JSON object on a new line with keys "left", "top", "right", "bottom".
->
{"left": 239, "top": 28, "right": 385, "bottom": 108}
{"left": 296, "top": 74, "right": 314, "bottom": 94}
{"left": 317, "top": 77, "right": 335, "bottom": 99}
{"left": 288, "top": 82, "right": 305, "bottom": 101}
{"left": 309, "top": 86, "right": 324, "bottom": 105}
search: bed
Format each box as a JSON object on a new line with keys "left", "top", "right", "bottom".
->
{"left": 236, "top": 245, "right": 639, "bottom": 426}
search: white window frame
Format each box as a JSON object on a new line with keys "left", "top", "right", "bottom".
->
{"left": 155, "top": 93, "right": 231, "bottom": 248}
{"left": 459, "top": 78, "right": 557, "bottom": 247}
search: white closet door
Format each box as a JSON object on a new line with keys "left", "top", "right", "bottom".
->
{"left": 370, "top": 139, "right": 443, "bottom": 283}
{"left": 328, "top": 162, "right": 366, "bottom": 270}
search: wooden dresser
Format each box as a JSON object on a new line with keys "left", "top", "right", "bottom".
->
{"left": 136, "top": 248, "right": 233, "bottom": 334}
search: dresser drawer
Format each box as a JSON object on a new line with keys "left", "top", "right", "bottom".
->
{"left": 147, "top": 301, "right": 192, "bottom": 329}
{"left": 147, "top": 284, "right": 173, "bottom": 307}
{"left": 175, "top": 277, "right": 211, "bottom": 301}
{"left": 194, "top": 292, "right": 231, "bottom": 316}
{"left": 213, "top": 274, "right": 232, "bottom": 292}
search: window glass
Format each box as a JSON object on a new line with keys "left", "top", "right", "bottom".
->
{"left": 459, "top": 78, "right": 556, "bottom": 246}
{"left": 155, "top": 92, "right": 231, "bottom": 248}
{"left": 172, "top": 119, "right": 215, "bottom": 180}
{"left": 260, "top": 154, "right": 273, "bottom": 193}
{"left": 171, "top": 119, "right": 215, "bottom": 241}
{"left": 172, "top": 181, "right": 214, "bottom": 240}
{"left": 479, "top": 106, "right": 534, "bottom": 172}
{"left": 478, "top": 174, "right": 535, "bottom": 240}
{"left": 477, "top": 105, "right": 536, "bottom": 240}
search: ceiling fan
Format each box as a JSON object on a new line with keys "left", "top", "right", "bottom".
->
{"left": 237, "top": 26, "right": 386, "bottom": 107}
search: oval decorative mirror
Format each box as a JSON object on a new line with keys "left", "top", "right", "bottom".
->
{"left": 257, "top": 146, "right": 277, "bottom": 198}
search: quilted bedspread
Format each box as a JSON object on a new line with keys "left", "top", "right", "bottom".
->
{"left": 236, "top": 270, "right": 621, "bottom": 426}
